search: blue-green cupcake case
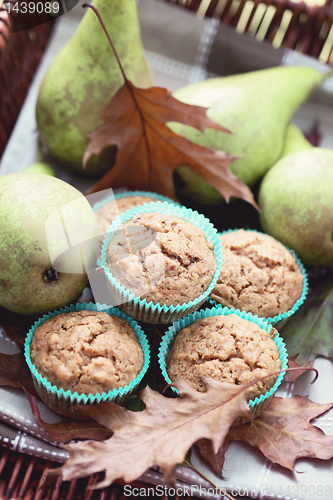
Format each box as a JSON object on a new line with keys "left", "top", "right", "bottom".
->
{"left": 208, "top": 228, "right": 308, "bottom": 325}
{"left": 101, "top": 201, "right": 223, "bottom": 324}
{"left": 158, "top": 306, "right": 288, "bottom": 420}
{"left": 92, "top": 189, "right": 178, "bottom": 213}
{"left": 24, "top": 302, "right": 150, "bottom": 419}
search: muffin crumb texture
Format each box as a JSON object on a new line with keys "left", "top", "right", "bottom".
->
{"left": 30, "top": 310, "right": 144, "bottom": 395}
{"left": 95, "top": 195, "right": 157, "bottom": 254}
{"left": 106, "top": 212, "right": 216, "bottom": 306}
{"left": 167, "top": 314, "right": 281, "bottom": 401}
{"left": 211, "top": 230, "right": 303, "bottom": 318}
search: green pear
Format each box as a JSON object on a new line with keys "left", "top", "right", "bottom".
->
{"left": 280, "top": 123, "right": 312, "bottom": 158}
{"left": 36, "top": 0, "right": 152, "bottom": 176}
{"left": 258, "top": 148, "right": 333, "bottom": 267}
{"left": 170, "top": 66, "right": 324, "bottom": 204}
{"left": 25, "top": 162, "right": 56, "bottom": 176}
{"left": 0, "top": 173, "right": 98, "bottom": 314}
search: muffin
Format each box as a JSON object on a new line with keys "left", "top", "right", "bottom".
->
{"left": 166, "top": 314, "right": 281, "bottom": 403}
{"left": 106, "top": 212, "right": 216, "bottom": 306}
{"left": 95, "top": 194, "right": 158, "bottom": 255}
{"left": 102, "top": 202, "right": 222, "bottom": 323}
{"left": 30, "top": 310, "right": 144, "bottom": 395}
{"left": 210, "top": 229, "right": 305, "bottom": 320}
{"left": 25, "top": 304, "right": 150, "bottom": 418}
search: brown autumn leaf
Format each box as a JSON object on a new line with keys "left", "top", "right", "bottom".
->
{"left": 229, "top": 396, "right": 333, "bottom": 470}
{"left": 26, "top": 393, "right": 112, "bottom": 443}
{"left": 0, "top": 305, "right": 40, "bottom": 349}
{"left": 200, "top": 395, "right": 333, "bottom": 474}
{"left": 196, "top": 437, "right": 232, "bottom": 476}
{"left": 82, "top": 7, "right": 256, "bottom": 207}
{"left": 84, "top": 82, "right": 258, "bottom": 206}
{"left": 284, "top": 357, "right": 313, "bottom": 382}
{"left": 0, "top": 350, "right": 38, "bottom": 396}
{"left": 51, "top": 377, "right": 253, "bottom": 487}
{"left": 0, "top": 345, "right": 112, "bottom": 443}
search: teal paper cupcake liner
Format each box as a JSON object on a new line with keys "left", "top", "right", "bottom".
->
{"left": 93, "top": 190, "right": 179, "bottom": 267}
{"left": 158, "top": 305, "right": 288, "bottom": 421}
{"left": 24, "top": 302, "right": 150, "bottom": 419}
{"left": 92, "top": 189, "right": 179, "bottom": 213}
{"left": 208, "top": 228, "right": 308, "bottom": 325}
{"left": 101, "top": 201, "right": 223, "bottom": 324}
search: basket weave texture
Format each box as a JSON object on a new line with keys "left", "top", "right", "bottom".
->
{"left": 0, "top": 5, "right": 54, "bottom": 159}
{"left": 163, "top": 0, "right": 333, "bottom": 64}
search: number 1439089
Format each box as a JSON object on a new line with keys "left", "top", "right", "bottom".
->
{"left": 277, "top": 485, "right": 332, "bottom": 497}
{"left": 5, "top": 1, "right": 59, "bottom": 14}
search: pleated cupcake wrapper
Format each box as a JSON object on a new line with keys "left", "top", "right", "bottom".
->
{"left": 93, "top": 190, "right": 179, "bottom": 268}
{"left": 158, "top": 305, "right": 288, "bottom": 421}
{"left": 101, "top": 201, "right": 223, "bottom": 324}
{"left": 24, "top": 302, "right": 150, "bottom": 419}
{"left": 92, "top": 189, "right": 179, "bottom": 213}
{"left": 208, "top": 228, "right": 309, "bottom": 325}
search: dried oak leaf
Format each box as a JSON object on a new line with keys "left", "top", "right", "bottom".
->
{"left": 52, "top": 377, "right": 253, "bottom": 487}
{"left": 83, "top": 79, "right": 257, "bottom": 208}
{"left": 0, "top": 305, "right": 40, "bottom": 349}
{"left": 284, "top": 357, "right": 313, "bottom": 382}
{"left": 26, "top": 393, "right": 112, "bottom": 443}
{"left": 304, "top": 121, "right": 322, "bottom": 147}
{"left": 200, "top": 396, "right": 333, "bottom": 473}
{"left": 0, "top": 347, "right": 111, "bottom": 443}
{"left": 196, "top": 437, "right": 232, "bottom": 476}
{"left": 280, "top": 279, "right": 333, "bottom": 365}
{"left": 0, "top": 350, "right": 37, "bottom": 396}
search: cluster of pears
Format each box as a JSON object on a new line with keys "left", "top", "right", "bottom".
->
{"left": 169, "top": 65, "right": 324, "bottom": 204}
{"left": 168, "top": 67, "right": 333, "bottom": 267}
{"left": 34, "top": 0, "right": 333, "bottom": 268}
{"left": 3, "top": 0, "right": 331, "bottom": 321}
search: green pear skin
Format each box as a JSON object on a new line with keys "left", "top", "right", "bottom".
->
{"left": 171, "top": 66, "right": 323, "bottom": 204}
{"left": 0, "top": 173, "right": 98, "bottom": 314}
{"left": 25, "top": 162, "right": 56, "bottom": 176}
{"left": 281, "top": 123, "right": 312, "bottom": 158}
{"left": 258, "top": 148, "right": 333, "bottom": 267}
{"left": 36, "top": 0, "right": 152, "bottom": 176}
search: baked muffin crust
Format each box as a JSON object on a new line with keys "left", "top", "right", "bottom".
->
{"left": 105, "top": 212, "right": 216, "bottom": 307}
{"left": 167, "top": 314, "right": 281, "bottom": 401}
{"left": 95, "top": 195, "right": 157, "bottom": 254}
{"left": 211, "top": 230, "right": 303, "bottom": 318}
{"left": 30, "top": 310, "right": 144, "bottom": 395}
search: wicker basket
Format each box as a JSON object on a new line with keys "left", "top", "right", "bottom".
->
{"left": 0, "top": 1, "right": 332, "bottom": 498}
{"left": 0, "top": 4, "right": 54, "bottom": 159}
{"left": 163, "top": 0, "right": 333, "bottom": 64}
{"left": 0, "top": 447, "right": 199, "bottom": 500}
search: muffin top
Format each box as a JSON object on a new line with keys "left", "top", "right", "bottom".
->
{"left": 105, "top": 212, "right": 217, "bottom": 307}
{"left": 30, "top": 310, "right": 144, "bottom": 395}
{"left": 210, "top": 230, "right": 303, "bottom": 318}
{"left": 95, "top": 195, "right": 157, "bottom": 254}
{"left": 167, "top": 314, "right": 281, "bottom": 401}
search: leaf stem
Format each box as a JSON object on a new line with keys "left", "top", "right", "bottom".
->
{"left": 268, "top": 366, "right": 319, "bottom": 385}
{"left": 182, "top": 457, "right": 236, "bottom": 500}
{"left": 82, "top": 2, "right": 154, "bottom": 189}
{"left": 82, "top": 3, "right": 127, "bottom": 82}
